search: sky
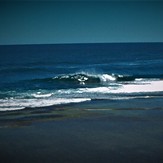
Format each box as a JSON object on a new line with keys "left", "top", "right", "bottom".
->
{"left": 0, "top": 1, "right": 163, "bottom": 45}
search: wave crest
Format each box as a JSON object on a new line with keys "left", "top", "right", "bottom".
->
{"left": 52, "top": 72, "right": 137, "bottom": 85}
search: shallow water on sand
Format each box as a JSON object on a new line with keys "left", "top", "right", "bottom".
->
{"left": 0, "top": 107, "right": 163, "bottom": 163}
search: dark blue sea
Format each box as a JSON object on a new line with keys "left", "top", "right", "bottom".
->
{"left": 0, "top": 43, "right": 163, "bottom": 111}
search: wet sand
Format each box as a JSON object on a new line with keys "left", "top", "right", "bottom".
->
{"left": 0, "top": 106, "right": 163, "bottom": 163}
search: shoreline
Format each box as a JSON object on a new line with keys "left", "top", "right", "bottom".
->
{"left": 0, "top": 103, "right": 163, "bottom": 128}
{"left": 0, "top": 105, "right": 163, "bottom": 128}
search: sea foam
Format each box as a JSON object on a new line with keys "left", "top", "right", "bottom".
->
{"left": 77, "top": 80, "right": 163, "bottom": 94}
{"left": 0, "top": 98, "right": 91, "bottom": 111}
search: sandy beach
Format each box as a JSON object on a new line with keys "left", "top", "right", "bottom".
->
{"left": 0, "top": 105, "right": 163, "bottom": 163}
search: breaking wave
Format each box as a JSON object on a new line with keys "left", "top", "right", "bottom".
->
{"left": 30, "top": 72, "right": 162, "bottom": 86}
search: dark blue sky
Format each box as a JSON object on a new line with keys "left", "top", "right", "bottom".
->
{"left": 0, "top": 1, "right": 163, "bottom": 45}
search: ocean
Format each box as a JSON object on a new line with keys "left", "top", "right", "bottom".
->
{"left": 1, "top": 43, "right": 163, "bottom": 163}
{"left": 0, "top": 43, "right": 163, "bottom": 111}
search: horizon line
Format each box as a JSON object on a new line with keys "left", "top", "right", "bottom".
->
{"left": 0, "top": 41, "right": 163, "bottom": 46}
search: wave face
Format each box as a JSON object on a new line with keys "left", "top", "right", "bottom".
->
{"left": 0, "top": 43, "right": 163, "bottom": 111}
{"left": 53, "top": 72, "right": 162, "bottom": 85}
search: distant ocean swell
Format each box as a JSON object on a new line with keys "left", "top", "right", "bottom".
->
{"left": 0, "top": 72, "right": 163, "bottom": 111}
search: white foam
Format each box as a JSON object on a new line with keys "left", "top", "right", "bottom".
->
{"left": 0, "top": 98, "right": 91, "bottom": 111}
{"left": 135, "top": 78, "right": 144, "bottom": 81}
{"left": 100, "top": 74, "right": 116, "bottom": 82}
{"left": 115, "top": 80, "right": 163, "bottom": 93}
{"left": 78, "top": 87, "right": 111, "bottom": 94}
{"left": 32, "top": 93, "right": 53, "bottom": 98}
{"left": 0, "top": 107, "right": 25, "bottom": 112}
{"left": 78, "top": 80, "right": 163, "bottom": 94}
